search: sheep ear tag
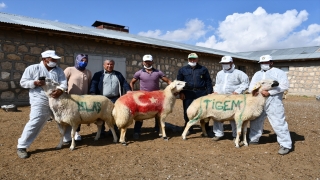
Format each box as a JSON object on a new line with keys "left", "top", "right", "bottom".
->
{"left": 252, "top": 83, "right": 261, "bottom": 91}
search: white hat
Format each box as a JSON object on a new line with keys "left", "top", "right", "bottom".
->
{"left": 41, "top": 50, "right": 61, "bottom": 59}
{"left": 259, "top": 55, "right": 272, "bottom": 63}
{"left": 188, "top": 53, "right": 198, "bottom": 59}
{"left": 143, "top": 54, "right": 153, "bottom": 61}
{"left": 219, "top": 56, "right": 233, "bottom": 63}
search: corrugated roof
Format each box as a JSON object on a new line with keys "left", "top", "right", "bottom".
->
{"left": 237, "top": 46, "right": 320, "bottom": 61}
{"left": 0, "top": 12, "right": 248, "bottom": 60}
{"left": 0, "top": 12, "right": 319, "bottom": 61}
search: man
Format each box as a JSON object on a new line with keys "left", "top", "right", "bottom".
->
{"left": 212, "top": 56, "right": 249, "bottom": 141}
{"left": 64, "top": 54, "right": 92, "bottom": 141}
{"left": 17, "top": 50, "right": 67, "bottom": 159}
{"left": 177, "top": 53, "right": 213, "bottom": 135}
{"left": 89, "top": 59, "right": 131, "bottom": 135}
{"left": 249, "top": 55, "right": 292, "bottom": 155}
{"left": 130, "top": 54, "right": 171, "bottom": 139}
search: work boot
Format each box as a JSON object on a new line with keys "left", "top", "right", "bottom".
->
{"left": 17, "top": 148, "right": 28, "bottom": 159}
{"left": 278, "top": 146, "right": 290, "bottom": 155}
{"left": 212, "top": 136, "right": 222, "bottom": 141}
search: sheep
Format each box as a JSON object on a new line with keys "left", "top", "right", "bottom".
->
{"left": 42, "top": 79, "right": 118, "bottom": 150}
{"left": 181, "top": 79, "right": 279, "bottom": 148}
{"left": 112, "top": 80, "right": 186, "bottom": 145}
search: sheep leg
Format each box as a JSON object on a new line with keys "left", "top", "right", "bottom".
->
{"left": 69, "top": 126, "right": 77, "bottom": 151}
{"left": 119, "top": 128, "right": 127, "bottom": 146}
{"left": 200, "top": 119, "right": 208, "bottom": 137}
{"left": 94, "top": 120, "right": 103, "bottom": 140}
{"left": 159, "top": 115, "right": 168, "bottom": 140}
{"left": 242, "top": 121, "right": 249, "bottom": 146}
{"left": 107, "top": 124, "right": 118, "bottom": 143}
{"left": 234, "top": 122, "right": 242, "bottom": 148}
{"left": 182, "top": 118, "right": 198, "bottom": 140}
{"left": 56, "top": 123, "right": 66, "bottom": 149}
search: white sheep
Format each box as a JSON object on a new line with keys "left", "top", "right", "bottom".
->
{"left": 181, "top": 79, "right": 279, "bottom": 148}
{"left": 112, "top": 80, "right": 186, "bottom": 145}
{"left": 42, "top": 79, "right": 118, "bottom": 150}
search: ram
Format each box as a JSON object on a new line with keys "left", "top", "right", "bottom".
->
{"left": 42, "top": 79, "right": 117, "bottom": 150}
{"left": 182, "top": 79, "right": 279, "bottom": 148}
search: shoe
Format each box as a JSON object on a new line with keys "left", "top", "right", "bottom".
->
{"left": 278, "top": 146, "right": 290, "bottom": 155}
{"left": 133, "top": 133, "right": 140, "bottom": 140}
{"left": 249, "top": 141, "right": 259, "bottom": 145}
{"left": 17, "top": 148, "right": 28, "bottom": 159}
{"left": 212, "top": 136, "right": 222, "bottom": 141}
{"left": 207, "top": 131, "right": 214, "bottom": 138}
{"left": 74, "top": 132, "right": 82, "bottom": 141}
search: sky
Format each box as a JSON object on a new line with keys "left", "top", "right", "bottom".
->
{"left": 0, "top": 0, "right": 319, "bottom": 52}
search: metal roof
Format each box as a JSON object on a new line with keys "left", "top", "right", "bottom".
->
{"left": 0, "top": 12, "right": 319, "bottom": 61}
{"left": 237, "top": 46, "right": 320, "bottom": 61}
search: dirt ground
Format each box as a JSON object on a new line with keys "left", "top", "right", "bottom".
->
{"left": 0, "top": 96, "right": 319, "bottom": 179}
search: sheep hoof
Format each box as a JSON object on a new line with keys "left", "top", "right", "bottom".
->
{"left": 55, "top": 146, "right": 62, "bottom": 149}
{"left": 235, "top": 145, "right": 240, "bottom": 148}
{"left": 69, "top": 147, "right": 75, "bottom": 151}
{"left": 121, "top": 142, "right": 127, "bottom": 146}
{"left": 163, "top": 137, "right": 169, "bottom": 141}
{"left": 182, "top": 137, "right": 187, "bottom": 140}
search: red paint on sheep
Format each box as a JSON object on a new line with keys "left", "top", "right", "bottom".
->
{"left": 118, "top": 91, "right": 165, "bottom": 115}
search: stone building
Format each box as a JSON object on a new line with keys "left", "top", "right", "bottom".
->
{"left": 0, "top": 12, "right": 319, "bottom": 106}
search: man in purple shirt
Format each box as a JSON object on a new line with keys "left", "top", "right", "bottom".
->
{"left": 130, "top": 54, "right": 171, "bottom": 139}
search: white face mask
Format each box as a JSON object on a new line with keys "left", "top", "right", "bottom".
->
{"left": 260, "top": 64, "right": 270, "bottom": 71}
{"left": 47, "top": 61, "right": 57, "bottom": 67}
{"left": 222, "top": 64, "right": 231, "bottom": 70}
{"left": 188, "top": 62, "right": 197, "bottom": 67}
{"left": 144, "top": 65, "right": 152, "bottom": 70}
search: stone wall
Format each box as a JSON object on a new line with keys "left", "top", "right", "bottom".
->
{"left": 285, "top": 61, "right": 320, "bottom": 96}
{"left": 0, "top": 29, "right": 258, "bottom": 106}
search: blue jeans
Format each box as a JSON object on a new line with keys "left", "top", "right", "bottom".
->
{"left": 102, "top": 96, "right": 119, "bottom": 133}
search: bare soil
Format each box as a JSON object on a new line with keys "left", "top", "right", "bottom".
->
{"left": 0, "top": 96, "right": 319, "bottom": 179}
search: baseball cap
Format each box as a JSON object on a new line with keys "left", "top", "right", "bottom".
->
{"left": 41, "top": 50, "right": 61, "bottom": 59}
{"left": 259, "top": 55, "right": 272, "bottom": 63}
{"left": 219, "top": 56, "right": 233, "bottom": 63}
{"left": 188, "top": 53, "right": 198, "bottom": 59}
{"left": 143, "top": 54, "right": 153, "bottom": 61}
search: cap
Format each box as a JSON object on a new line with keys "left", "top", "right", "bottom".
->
{"left": 188, "top": 53, "right": 198, "bottom": 59}
{"left": 219, "top": 56, "right": 233, "bottom": 63}
{"left": 143, "top": 54, "right": 153, "bottom": 61}
{"left": 259, "top": 55, "right": 272, "bottom": 63}
{"left": 41, "top": 50, "right": 61, "bottom": 59}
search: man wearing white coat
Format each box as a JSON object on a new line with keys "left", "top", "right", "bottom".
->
{"left": 248, "top": 55, "right": 292, "bottom": 155}
{"left": 212, "top": 56, "right": 249, "bottom": 141}
{"left": 17, "top": 50, "right": 67, "bottom": 159}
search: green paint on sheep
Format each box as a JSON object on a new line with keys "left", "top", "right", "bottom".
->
{"left": 77, "top": 101, "right": 102, "bottom": 113}
{"left": 202, "top": 99, "right": 243, "bottom": 111}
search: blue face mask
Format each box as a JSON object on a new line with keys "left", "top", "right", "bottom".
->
{"left": 78, "top": 62, "right": 88, "bottom": 69}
